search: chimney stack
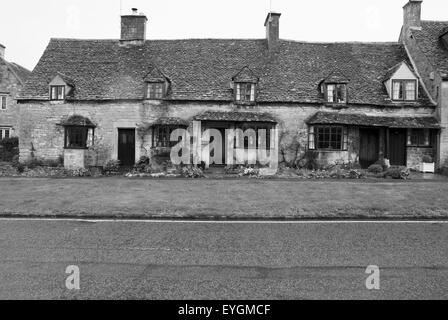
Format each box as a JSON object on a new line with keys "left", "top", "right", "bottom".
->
{"left": 264, "top": 12, "right": 281, "bottom": 50}
{"left": 403, "top": 0, "right": 423, "bottom": 30}
{"left": 0, "top": 44, "right": 5, "bottom": 60}
{"left": 120, "top": 8, "right": 148, "bottom": 44}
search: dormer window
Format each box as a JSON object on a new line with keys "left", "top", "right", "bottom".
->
{"left": 235, "top": 83, "right": 256, "bottom": 103}
{"left": 50, "top": 85, "right": 65, "bottom": 101}
{"left": 325, "top": 84, "right": 347, "bottom": 104}
{"left": 392, "top": 80, "right": 416, "bottom": 101}
{"left": 144, "top": 67, "right": 170, "bottom": 100}
{"left": 231, "top": 66, "right": 259, "bottom": 105}
{"left": 147, "top": 82, "right": 165, "bottom": 100}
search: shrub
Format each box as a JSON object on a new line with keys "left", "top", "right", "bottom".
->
{"left": 368, "top": 164, "right": 384, "bottom": 174}
{"left": 422, "top": 155, "right": 433, "bottom": 163}
{"left": 181, "top": 166, "right": 204, "bottom": 178}
{"left": 303, "top": 150, "right": 319, "bottom": 170}
{"left": 133, "top": 156, "right": 151, "bottom": 173}
{"left": 104, "top": 160, "right": 121, "bottom": 175}
{"left": 374, "top": 158, "right": 390, "bottom": 171}
{"left": 0, "top": 137, "right": 19, "bottom": 162}
{"left": 385, "top": 166, "right": 410, "bottom": 179}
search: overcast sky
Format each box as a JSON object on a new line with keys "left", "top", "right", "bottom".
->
{"left": 1, "top": 0, "right": 447, "bottom": 70}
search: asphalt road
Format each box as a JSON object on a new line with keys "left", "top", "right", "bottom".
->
{"left": 0, "top": 219, "right": 447, "bottom": 300}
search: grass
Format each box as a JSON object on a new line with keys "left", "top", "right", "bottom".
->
{"left": 1, "top": 177, "right": 448, "bottom": 219}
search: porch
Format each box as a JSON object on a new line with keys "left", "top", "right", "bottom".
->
{"left": 307, "top": 112, "right": 441, "bottom": 169}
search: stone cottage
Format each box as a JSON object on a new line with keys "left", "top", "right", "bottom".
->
{"left": 0, "top": 44, "right": 31, "bottom": 140}
{"left": 16, "top": 1, "right": 446, "bottom": 170}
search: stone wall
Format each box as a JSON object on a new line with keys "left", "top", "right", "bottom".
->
{"left": 0, "top": 59, "right": 24, "bottom": 133}
{"left": 407, "top": 146, "right": 435, "bottom": 170}
{"left": 17, "top": 99, "right": 436, "bottom": 168}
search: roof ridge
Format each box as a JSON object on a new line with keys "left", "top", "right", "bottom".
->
{"left": 280, "top": 39, "right": 401, "bottom": 45}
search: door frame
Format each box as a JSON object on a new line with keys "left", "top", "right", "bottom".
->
{"left": 113, "top": 122, "right": 139, "bottom": 164}
{"left": 117, "top": 128, "right": 136, "bottom": 166}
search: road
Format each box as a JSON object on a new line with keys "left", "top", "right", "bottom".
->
{"left": 0, "top": 219, "right": 447, "bottom": 300}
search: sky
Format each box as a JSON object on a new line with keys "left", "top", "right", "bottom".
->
{"left": 1, "top": 0, "right": 447, "bottom": 71}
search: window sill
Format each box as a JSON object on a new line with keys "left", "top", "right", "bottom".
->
{"left": 64, "top": 147, "right": 88, "bottom": 150}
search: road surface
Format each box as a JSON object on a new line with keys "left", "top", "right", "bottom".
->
{"left": 0, "top": 219, "right": 447, "bottom": 299}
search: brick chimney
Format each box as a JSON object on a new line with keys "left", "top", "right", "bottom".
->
{"left": 120, "top": 8, "right": 148, "bottom": 44}
{"left": 0, "top": 43, "right": 5, "bottom": 60}
{"left": 403, "top": 0, "right": 423, "bottom": 30}
{"left": 264, "top": 12, "right": 281, "bottom": 50}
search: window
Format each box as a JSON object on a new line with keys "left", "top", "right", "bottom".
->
{"left": 1, "top": 96, "right": 6, "bottom": 110}
{"left": 147, "top": 82, "right": 165, "bottom": 100}
{"left": 50, "top": 86, "right": 65, "bottom": 100}
{"left": 392, "top": 80, "right": 416, "bottom": 101}
{"left": 308, "top": 126, "right": 348, "bottom": 151}
{"left": 152, "top": 125, "right": 184, "bottom": 148}
{"left": 0, "top": 128, "right": 11, "bottom": 139}
{"left": 407, "top": 129, "right": 430, "bottom": 147}
{"left": 234, "top": 124, "right": 273, "bottom": 150}
{"left": 235, "top": 83, "right": 256, "bottom": 103}
{"left": 64, "top": 126, "right": 94, "bottom": 149}
{"left": 326, "top": 84, "right": 347, "bottom": 104}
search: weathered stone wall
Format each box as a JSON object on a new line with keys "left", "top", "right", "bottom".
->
{"left": 0, "top": 59, "right": 24, "bottom": 133}
{"left": 407, "top": 146, "right": 435, "bottom": 170}
{"left": 401, "top": 26, "right": 448, "bottom": 168}
{"left": 17, "top": 99, "right": 436, "bottom": 168}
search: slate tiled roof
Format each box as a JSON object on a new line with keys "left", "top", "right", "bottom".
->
{"left": 411, "top": 20, "right": 448, "bottom": 76}
{"left": 19, "top": 38, "right": 432, "bottom": 107}
{"left": 0, "top": 56, "right": 31, "bottom": 87}
{"left": 306, "top": 111, "right": 440, "bottom": 129}
{"left": 194, "top": 111, "right": 277, "bottom": 123}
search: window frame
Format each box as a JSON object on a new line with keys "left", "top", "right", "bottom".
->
{"left": 392, "top": 79, "right": 417, "bottom": 101}
{"left": 308, "top": 125, "right": 348, "bottom": 151}
{"left": 50, "top": 85, "right": 66, "bottom": 101}
{"left": 407, "top": 128, "right": 431, "bottom": 147}
{"left": 234, "top": 123, "right": 273, "bottom": 150}
{"left": 0, "top": 127, "right": 11, "bottom": 140}
{"left": 234, "top": 82, "right": 256, "bottom": 104}
{"left": 64, "top": 126, "right": 94, "bottom": 149}
{"left": 1, "top": 95, "right": 7, "bottom": 110}
{"left": 151, "top": 125, "right": 186, "bottom": 148}
{"left": 325, "top": 83, "right": 347, "bottom": 104}
{"left": 146, "top": 82, "right": 165, "bottom": 100}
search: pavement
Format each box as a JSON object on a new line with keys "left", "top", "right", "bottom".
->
{"left": 0, "top": 219, "right": 447, "bottom": 300}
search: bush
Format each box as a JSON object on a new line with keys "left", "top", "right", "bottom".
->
{"left": 181, "top": 166, "right": 204, "bottom": 178}
{"left": 368, "top": 164, "right": 384, "bottom": 174}
{"left": 385, "top": 166, "right": 410, "bottom": 179}
{"left": 133, "top": 156, "right": 151, "bottom": 173}
{"left": 104, "top": 160, "right": 121, "bottom": 175}
{"left": 374, "top": 158, "right": 390, "bottom": 171}
{"left": 0, "top": 137, "right": 19, "bottom": 162}
{"left": 422, "top": 155, "right": 433, "bottom": 163}
{"left": 303, "top": 150, "right": 320, "bottom": 170}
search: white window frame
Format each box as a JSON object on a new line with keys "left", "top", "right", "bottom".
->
{"left": 0, "top": 127, "right": 11, "bottom": 139}
{"left": 0, "top": 95, "right": 7, "bottom": 110}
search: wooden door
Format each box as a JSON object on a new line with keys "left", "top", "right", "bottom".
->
{"left": 118, "top": 129, "right": 135, "bottom": 166}
{"left": 359, "top": 128, "right": 379, "bottom": 168}
{"left": 389, "top": 129, "right": 407, "bottom": 166}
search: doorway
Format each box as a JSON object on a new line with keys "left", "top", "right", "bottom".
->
{"left": 359, "top": 128, "right": 379, "bottom": 168}
{"left": 118, "top": 129, "right": 135, "bottom": 166}
{"left": 389, "top": 129, "right": 407, "bottom": 166}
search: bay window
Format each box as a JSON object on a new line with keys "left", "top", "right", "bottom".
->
{"left": 308, "top": 125, "right": 348, "bottom": 151}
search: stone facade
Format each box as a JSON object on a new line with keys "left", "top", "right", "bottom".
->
{"left": 0, "top": 52, "right": 30, "bottom": 137}
{"left": 17, "top": 99, "right": 436, "bottom": 169}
